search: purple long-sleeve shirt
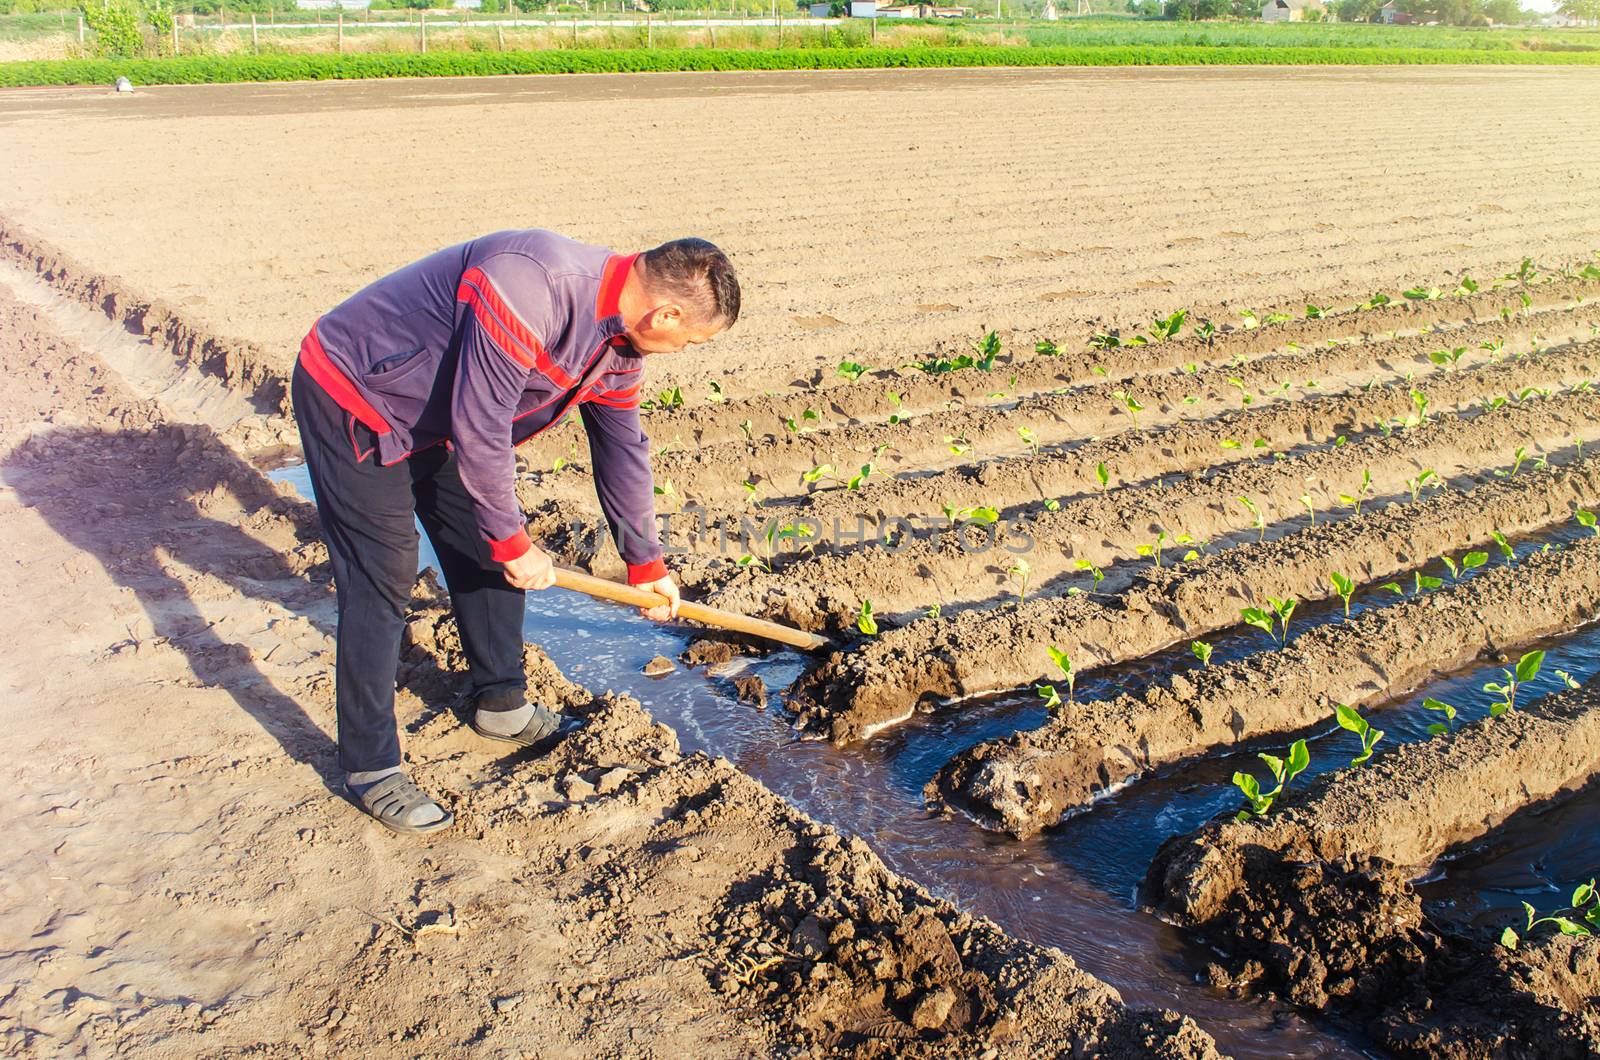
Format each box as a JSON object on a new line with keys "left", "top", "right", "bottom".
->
{"left": 298, "top": 229, "right": 666, "bottom": 583}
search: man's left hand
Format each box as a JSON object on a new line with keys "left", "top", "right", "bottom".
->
{"left": 634, "top": 575, "right": 680, "bottom": 622}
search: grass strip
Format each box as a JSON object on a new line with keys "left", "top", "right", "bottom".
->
{"left": 6, "top": 43, "right": 1600, "bottom": 88}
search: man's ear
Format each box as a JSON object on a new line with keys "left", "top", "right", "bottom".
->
{"left": 647, "top": 303, "right": 684, "bottom": 330}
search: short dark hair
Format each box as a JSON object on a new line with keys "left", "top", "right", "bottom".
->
{"left": 640, "top": 238, "right": 740, "bottom": 328}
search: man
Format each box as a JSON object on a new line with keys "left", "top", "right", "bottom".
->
{"left": 291, "top": 231, "right": 739, "bottom": 834}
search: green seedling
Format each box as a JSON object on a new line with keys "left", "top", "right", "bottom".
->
{"left": 1047, "top": 645, "right": 1076, "bottom": 706}
{"left": 1339, "top": 468, "right": 1374, "bottom": 516}
{"left": 1576, "top": 508, "right": 1598, "bottom": 536}
{"left": 707, "top": 380, "right": 726, "bottom": 404}
{"left": 1232, "top": 738, "right": 1310, "bottom": 820}
{"left": 1044, "top": 498, "right": 1061, "bottom": 512}
{"left": 1485, "top": 649, "right": 1544, "bottom": 717}
{"left": 944, "top": 433, "right": 972, "bottom": 457}
{"left": 1191, "top": 640, "right": 1213, "bottom": 667}
{"left": 1089, "top": 331, "right": 1122, "bottom": 350}
{"left": 1241, "top": 596, "right": 1296, "bottom": 646}
{"left": 741, "top": 480, "right": 761, "bottom": 506}
{"left": 1455, "top": 275, "right": 1480, "bottom": 297}
{"left": 1440, "top": 551, "right": 1488, "bottom": 581}
{"left": 1407, "top": 469, "right": 1439, "bottom": 501}
{"left": 1195, "top": 319, "right": 1218, "bottom": 346}
{"left": 1556, "top": 670, "right": 1581, "bottom": 689}
{"left": 802, "top": 463, "right": 837, "bottom": 486}
{"left": 836, "top": 359, "right": 869, "bottom": 382}
{"left": 1305, "top": 303, "right": 1327, "bottom": 320}
{"left": 1095, "top": 461, "right": 1110, "bottom": 493}
{"left": 643, "top": 386, "right": 684, "bottom": 410}
{"left": 1503, "top": 883, "right": 1598, "bottom": 950}
{"left": 1301, "top": 493, "right": 1316, "bottom": 527}
{"left": 1036, "top": 683, "right": 1063, "bottom": 711}
{"left": 1359, "top": 292, "right": 1392, "bottom": 311}
{"left": 1226, "top": 376, "right": 1254, "bottom": 407}
{"left": 971, "top": 330, "right": 1001, "bottom": 370}
{"left": 1404, "top": 285, "right": 1443, "bottom": 302}
{"left": 1239, "top": 309, "right": 1259, "bottom": 331}
{"left": 1422, "top": 696, "right": 1458, "bottom": 736}
{"left": 847, "top": 463, "right": 876, "bottom": 490}
{"left": 1481, "top": 338, "right": 1505, "bottom": 360}
{"left": 1007, "top": 557, "right": 1031, "bottom": 603}
{"left": 924, "top": 603, "right": 942, "bottom": 620}
{"left": 1238, "top": 496, "right": 1266, "bottom": 542}
{"left": 1074, "top": 558, "right": 1105, "bottom": 592}
{"left": 943, "top": 504, "right": 1000, "bottom": 526}
{"left": 1492, "top": 529, "right": 1516, "bottom": 564}
{"left": 1035, "top": 339, "right": 1060, "bottom": 356}
{"left": 885, "top": 392, "right": 908, "bottom": 426}
{"left": 1329, "top": 572, "right": 1356, "bottom": 618}
{"left": 1413, "top": 570, "right": 1444, "bottom": 595}
{"left": 1264, "top": 312, "right": 1292, "bottom": 325}
{"left": 1017, "top": 426, "right": 1040, "bottom": 457}
{"left": 1220, "top": 439, "right": 1242, "bottom": 450}
{"left": 1112, "top": 390, "right": 1145, "bottom": 431}
{"left": 1135, "top": 530, "right": 1168, "bottom": 569}
{"left": 1151, "top": 309, "right": 1187, "bottom": 342}
{"left": 856, "top": 599, "right": 878, "bottom": 636}
{"left": 1429, "top": 346, "right": 1466, "bottom": 372}
{"left": 1408, "top": 389, "right": 1430, "bottom": 426}
{"left": 740, "top": 419, "right": 754, "bottom": 442}
{"left": 1334, "top": 704, "right": 1384, "bottom": 766}
{"left": 783, "top": 408, "right": 820, "bottom": 434}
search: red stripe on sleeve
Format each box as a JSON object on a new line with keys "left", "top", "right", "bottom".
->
{"left": 458, "top": 267, "right": 573, "bottom": 388}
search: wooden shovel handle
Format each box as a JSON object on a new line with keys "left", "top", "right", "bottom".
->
{"left": 551, "top": 567, "right": 831, "bottom": 652}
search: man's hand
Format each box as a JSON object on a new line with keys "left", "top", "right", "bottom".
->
{"left": 633, "top": 575, "right": 680, "bottom": 622}
{"left": 502, "top": 543, "right": 556, "bottom": 590}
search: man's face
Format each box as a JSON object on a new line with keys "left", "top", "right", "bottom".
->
{"left": 625, "top": 303, "right": 725, "bottom": 355}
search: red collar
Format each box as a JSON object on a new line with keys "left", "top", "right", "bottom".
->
{"left": 596, "top": 253, "right": 638, "bottom": 321}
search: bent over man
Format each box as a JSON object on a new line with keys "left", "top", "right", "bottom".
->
{"left": 291, "top": 231, "right": 739, "bottom": 834}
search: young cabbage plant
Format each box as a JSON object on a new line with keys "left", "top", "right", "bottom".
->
{"left": 1226, "top": 376, "right": 1253, "bottom": 407}
{"left": 783, "top": 408, "right": 820, "bottom": 434}
{"left": 1422, "top": 696, "right": 1458, "bottom": 736}
{"left": 1074, "top": 558, "right": 1106, "bottom": 592}
{"left": 1017, "top": 426, "right": 1040, "bottom": 458}
{"left": 802, "top": 463, "right": 838, "bottom": 488}
{"left": 846, "top": 463, "right": 876, "bottom": 490}
{"left": 1575, "top": 508, "right": 1599, "bottom": 536}
{"left": 1135, "top": 530, "right": 1168, "bottom": 569}
{"left": 1239, "top": 309, "right": 1260, "bottom": 331}
{"left": 1407, "top": 469, "right": 1439, "bottom": 501}
{"left": 1334, "top": 704, "right": 1384, "bottom": 766}
{"left": 1439, "top": 550, "right": 1488, "bottom": 581}
{"left": 836, "top": 359, "right": 869, "bottom": 382}
{"left": 1095, "top": 461, "right": 1110, "bottom": 493}
{"left": 1238, "top": 496, "right": 1266, "bottom": 542}
{"left": 856, "top": 599, "right": 878, "bottom": 636}
{"left": 1111, "top": 390, "right": 1145, "bottom": 431}
{"left": 1491, "top": 529, "right": 1516, "bottom": 565}
{"left": 1150, "top": 309, "right": 1187, "bottom": 342}
{"left": 739, "top": 418, "right": 754, "bottom": 442}
{"left": 1036, "top": 683, "right": 1063, "bottom": 711}
{"left": 1300, "top": 493, "right": 1316, "bottom": 527}
{"left": 1455, "top": 275, "right": 1479, "bottom": 297}
{"left": 943, "top": 433, "right": 972, "bottom": 457}
{"left": 1503, "top": 883, "right": 1598, "bottom": 950}
{"left": 1007, "top": 558, "right": 1032, "bottom": 603}
{"left": 1195, "top": 319, "right": 1218, "bottom": 346}
{"left": 971, "top": 330, "right": 1001, "bottom": 371}
{"left": 943, "top": 503, "right": 1000, "bottom": 526}
{"left": 706, "top": 380, "right": 726, "bottom": 404}
{"left": 1191, "top": 640, "right": 1213, "bottom": 667}
{"left": 1232, "top": 738, "right": 1310, "bottom": 820}
{"left": 1305, "top": 303, "right": 1327, "bottom": 320}
{"left": 1485, "top": 650, "right": 1544, "bottom": 717}
{"left": 1338, "top": 469, "right": 1374, "bottom": 516}
{"left": 1407, "top": 389, "right": 1430, "bottom": 426}
{"left": 1412, "top": 570, "right": 1444, "bottom": 595}
{"left": 1429, "top": 346, "right": 1466, "bottom": 372}
{"left": 1403, "top": 285, "right": 1443, "bottom": 302}
{"left": 1035, "top": 339, "right": 1060, "bottom": 356}
{"left": 1047, "top": 645, "right": 1076, "bottom": 706}
{"left": 1329, "top": 572, "right": 1356, "bottom": 618}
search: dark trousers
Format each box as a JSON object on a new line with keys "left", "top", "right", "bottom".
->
{"left": 291, "top": 362, "right": 527, "bottom": 773}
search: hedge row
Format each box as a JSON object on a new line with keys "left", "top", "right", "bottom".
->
{"left": 5, "top": 44, "right": 1600, "bottom": 86}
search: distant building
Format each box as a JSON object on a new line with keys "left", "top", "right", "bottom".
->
{"left": 809, "top": 0, "right": 877, "bottom": 12}
{"left": 1261, "top": 0, "right": 1319, "bottom": 20}
{"left": 875, "top": 2, "right": 969, "bottom": 12}
{"left": 1378, "top": 0, "right": 1415, "bottom": 22}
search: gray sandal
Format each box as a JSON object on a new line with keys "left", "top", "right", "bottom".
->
{"left": 469, "top": 705, "right": 580, "bottom": 750}
{"left": 346, "top": 772, "right": 454, "bottom": 835}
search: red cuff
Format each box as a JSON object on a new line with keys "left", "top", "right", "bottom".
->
{"left": 488, "top": 530, "right": 532, "bottom": 564}
{"left": 626, "top": 558, "right": 668, "bottom": 585}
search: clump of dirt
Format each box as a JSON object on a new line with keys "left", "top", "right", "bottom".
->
{"left": 1145, "top": 828, "right": 1600, "bottom": 1058}
{"left": 732, "top": 674, "right": 767, "bottom": 709}
{"left": 709, "top": 824, "right": 1220, "bottom": 1058}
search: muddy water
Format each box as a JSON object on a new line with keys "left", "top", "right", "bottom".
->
{"left": 270, "top": 462, "right": 1599, "bottom": 1057}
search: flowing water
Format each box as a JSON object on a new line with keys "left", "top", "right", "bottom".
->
{"left": 269, "top": 463, "right": 1600, "bottom": 1058}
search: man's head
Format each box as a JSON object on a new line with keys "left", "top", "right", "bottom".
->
{"left": 621, "top": 238, "right": 740, "bottom": 355}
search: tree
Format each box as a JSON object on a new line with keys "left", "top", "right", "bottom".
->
{"left": 1559, "top": 0, "right": 1599, "bottom": 22}
{"left": 1335, "top": 0, "right": 1381, "bottom": 18}
{"left": 1482, "top": 0, "right": 1523, "bottom": 21}
{"left": 1164, "top": 0, "right": 1224, "bottom": 18}
{"left": 80, "top": 0, "right": 142, "bottom": 56}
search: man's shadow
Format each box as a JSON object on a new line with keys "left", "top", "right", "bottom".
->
{"left": 1, "top": 422, "right": 441, "bottom": 793}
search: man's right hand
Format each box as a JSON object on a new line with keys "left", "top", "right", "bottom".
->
{"left": 502, "top": 542, "right": 556, "bottom": 591}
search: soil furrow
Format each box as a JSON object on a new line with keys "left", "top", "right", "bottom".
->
{"left": 518, "top": 277, "right": 1600, "bottom": 477}
{"left": 711, "top": 383, "right": 1600, "bottom": 627}
{"left": 1139, "top": 679, "right": 1600, "bottom": 1058}
{"left": 673, "top": 331, "right": 1600, "bottom": 554}
{"left": 931, "top": 533, "right": 1600, "bottom": 838}
{"left": 786, "top": 452, "right": 1600, "bottom": 744}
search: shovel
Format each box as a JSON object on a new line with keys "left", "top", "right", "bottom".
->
{"left": 552, "top": 567, "right": 831, "bottom": 652}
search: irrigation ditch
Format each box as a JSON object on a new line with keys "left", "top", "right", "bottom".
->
{"left": 7, "top": 214, "right": 1599, "bottom": 1055}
